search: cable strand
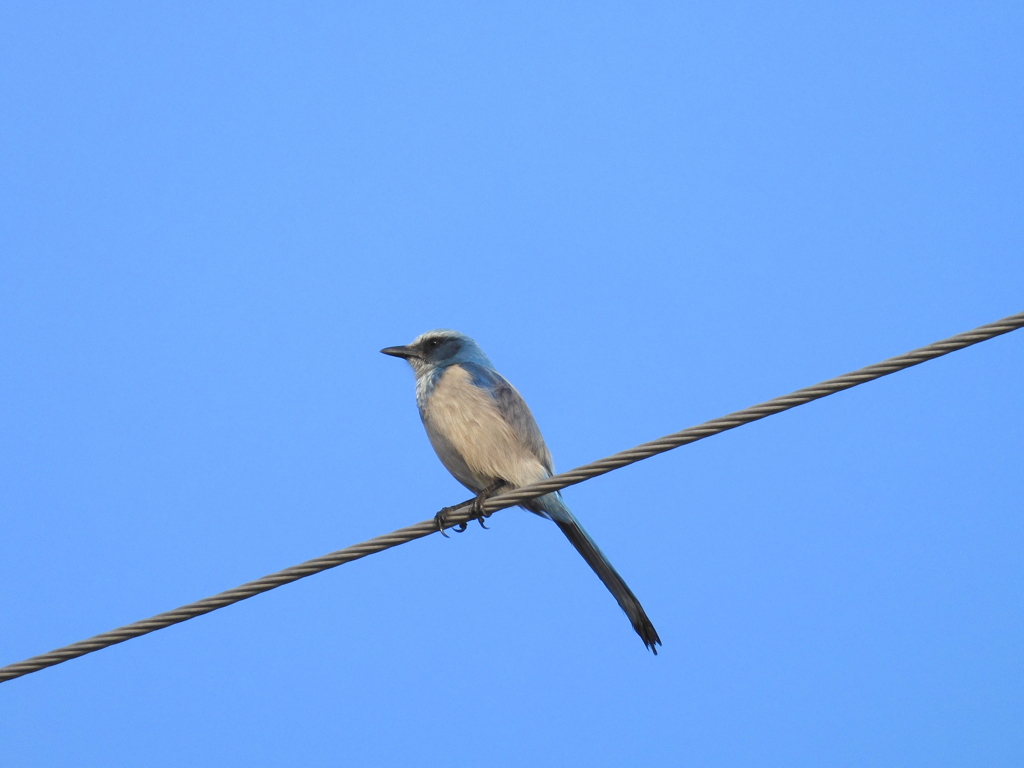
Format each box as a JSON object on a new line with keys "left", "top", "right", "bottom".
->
{"left": 1, "top": 310, "right": 1021, "bottom": 684}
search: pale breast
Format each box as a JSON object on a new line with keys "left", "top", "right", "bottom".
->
{"left": 422, "top": 364, "right": 550, "bottom": 491}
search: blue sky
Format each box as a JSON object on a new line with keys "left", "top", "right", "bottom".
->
{"left": 1, "top": 2, "right": 1022, "bottom": 765}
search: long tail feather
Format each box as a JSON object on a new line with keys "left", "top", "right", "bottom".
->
{"left": 539, "top": 494, "right": 662, "bottom": 653}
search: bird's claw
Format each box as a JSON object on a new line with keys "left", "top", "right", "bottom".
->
{"left": 470, "top": 496, "right": 491, "bottom": 529}
{"left": 434, "top": 504, "right": 473, "bottom": 536}
{"left": 434, "top": 507, "right": 454, "bottom": 538}
{"left": 435, "top": 483, "right": 502, "bottom": 538}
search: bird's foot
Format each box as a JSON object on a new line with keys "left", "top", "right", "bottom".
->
{"left": 470, "top": 480, "right": 505, "bottom": 529}
{"left": 471, "top": 496, "right": 490, "bottom": 529}
{"left": 434, "top": 506, "right": 460, "bottom": 537}
{"left": 435, "top": 482, "right": 505, "bottom": 537}
{"left": 435, "top": 502, "right": 474, "bottom": 536}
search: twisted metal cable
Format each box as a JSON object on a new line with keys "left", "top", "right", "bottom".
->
{"left": 1, "top": 310, "right": 1021, "bottom": 684}
{"left": 481, "top": 310, "right": 1024, "bottom": 511}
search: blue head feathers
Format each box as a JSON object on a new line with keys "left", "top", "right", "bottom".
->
{"left": 380, "top": 329, "right": 493, "bottom": 374}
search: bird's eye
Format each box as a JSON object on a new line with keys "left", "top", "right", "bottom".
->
{"left": 426, "top": 338, "right": 442, "bottom": 350}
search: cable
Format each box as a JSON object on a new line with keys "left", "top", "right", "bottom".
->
{"left": 481, "top": 310, "right": 1024, "bottom": 510}
{"left": 1, "top": 310, "right": 1021, "bottom": 684}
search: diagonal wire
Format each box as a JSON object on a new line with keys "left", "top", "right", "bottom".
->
{"left": 1, "top": 310, "right": 1022, "bottom": 684}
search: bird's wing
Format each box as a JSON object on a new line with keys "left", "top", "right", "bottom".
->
{"left": 459, "top": 362, "right": 555, "bottom": 476}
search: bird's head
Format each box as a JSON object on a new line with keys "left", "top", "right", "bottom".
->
{"left": 380, "top": 329, "right": 492, "bottom": 374}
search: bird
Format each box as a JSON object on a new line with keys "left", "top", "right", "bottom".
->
{"left": 381, "top": 329, "right": 661, "bottom": 653}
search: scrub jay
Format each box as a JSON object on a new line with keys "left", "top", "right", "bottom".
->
{"left": 382, "top": 329, "right": 661, "bottom": 653}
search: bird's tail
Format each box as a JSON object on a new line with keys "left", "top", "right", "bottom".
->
{"left": 538, "top": 493, "right": 662, "bottom": 654}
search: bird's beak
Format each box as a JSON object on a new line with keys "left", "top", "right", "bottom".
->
{"left": 380, "top": 345, "right": 417, "bottom": 360}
